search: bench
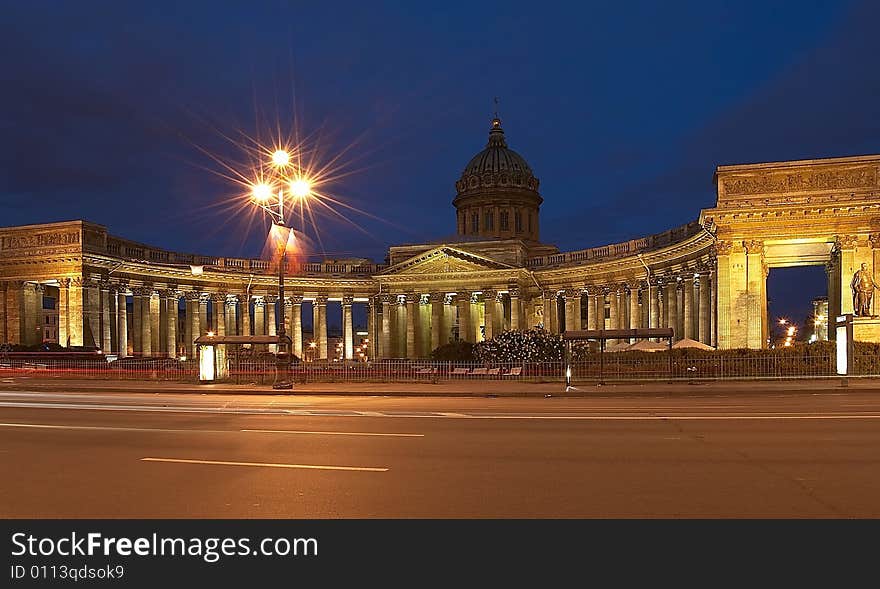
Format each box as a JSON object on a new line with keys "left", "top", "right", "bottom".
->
{"left": 450, "top": 367, "right": 471, "bottom": 376}
{"left": 503, "top": 367, "right": 523, "bottom": 376}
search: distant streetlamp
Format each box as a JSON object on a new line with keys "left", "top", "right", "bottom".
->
{"left": 250, "top": 150, "right": 312, "bottom": 390}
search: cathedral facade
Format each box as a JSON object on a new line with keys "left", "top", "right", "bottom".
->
{"left": 3, "top": 118, "right": 880, "bottom": 358}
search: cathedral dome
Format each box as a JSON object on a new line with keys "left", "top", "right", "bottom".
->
{"left": 453, "top": 117, "right": 543, "bottom": 242}
{"left": 455, "top": 118, "right": 540, "bottom": 196}
{"left": 462, "top": 119, "right": 534, "bottom": 177}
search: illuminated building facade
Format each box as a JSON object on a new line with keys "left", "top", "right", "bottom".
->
{"left": 3, "top": 119, "right": 880, "bottom": 356}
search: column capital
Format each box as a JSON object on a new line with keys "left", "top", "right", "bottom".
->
{"left": 132, "top": 286, "right": 153, "bottom": 297}
{"left": 835, "top": 235, "right": 858, "bottom": 250}
{"left": 211, "top": 292, "right": 229, "bottom": 303}
{"left": 58, "top": 278, "right": 71, "bottom": 289}
{"left": 563, "top": 288, "right": 581, "bottom": 300}
{"left": 508, "top": 286, "right": 520, "bottom": 298}
{"left": 253, "top": 297, "right": 265, "bottom": 308}
{"left": 289, "top": 295, "right": 304, "bottom": 305}
{"left": 184, "top": 290, "right": 202, "bottom": 302}
{"left": 482, "top": 288, "right": 497, "bottom": 300}
{"left": 625, "top": 280, "right": 642, "bottom": 292}
{"left": 405, "top": 292, "right": 420, "bottom": 305}
{"left": 743, "top": 239, "right": 765, "bottom": 255}
{"left": 869, "top": 234, "right": 880, "bottom": 249}
{"left": 379, "top": 293, "right": 395, "bottom": 305}
{"left": 454, "top": 290, "right": 471, "bottom": 302}
{"left": 712, "top": 240, "right": 734, "bottom": 256}
{"left": 263, "top": 294, "right": 279, "bottom": 304}
{"left": 313, "top": 295, "right": 328, "bottom": 306}
{"left": 341, "top": 295, "right": 354, "bottom": 306}
{"left": 428, "top": 292, "right": 445, "bottom": 303}
{"left": 159, "top": 288, "right": 179, "bottom": 299}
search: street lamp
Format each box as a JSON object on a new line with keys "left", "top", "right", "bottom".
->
{"left": 250, "top": 150, "right": 312, "bottom": 390}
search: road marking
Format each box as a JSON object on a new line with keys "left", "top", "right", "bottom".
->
{"left": 140, "top": 457, "right": 388, "bottom": 472}
{"left": 0, "top": 422, "right": 231, "bottom": 434}
{"left": 241, "top": 429, "right": 423, "bottom": 437}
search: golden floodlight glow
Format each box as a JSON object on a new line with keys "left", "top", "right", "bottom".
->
{"left": 252, "top": 183, "right": 273, "bottom": 201}
{"left": 271, "top": 149, "right": 290, "bottom": 167}
{"left": 289, "top": 177, "right": 312, "bottom": 198}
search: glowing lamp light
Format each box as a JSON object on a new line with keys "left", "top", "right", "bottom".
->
{"left": 289, "top": 178, "right": 311, "bottom": 198}
{"left": 271, "top": 149, "right": 290, "bottom": 167}
{"left": 252, "top": 183, "right": 273, "bottom": 201}
{"left": 207, "top": 331, "right": 215, "bottom": 337}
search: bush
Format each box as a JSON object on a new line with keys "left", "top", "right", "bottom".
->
{"left": 474, "top": 328, "right": 573, "bottom": 363}
{"left": 430, "top": 340, "right": 476, "bottom": 361}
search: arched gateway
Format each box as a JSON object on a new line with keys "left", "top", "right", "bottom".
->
{"left": 2, "top": 119, "right": 879, "bottom": 356}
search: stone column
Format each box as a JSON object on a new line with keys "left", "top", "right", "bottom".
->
{"left": 265, "top": 295, "right": 277, "bottom": 353}
{"left": 342, "top": 295, "right": 354, "bottom": 360}
{"left": 185, "top": 291, "right": 201, "bottom": 358}
{"left": 165, "top": 291, "right": 178, "bottom": 357}
{"left": 130, "top": 288, "right": 142, "bottom": 355}
{"left": 99, "top": 283, "right": 111, "bottom": 353}
{"left": 240, "top": 294, "right": 251, "bottom": 338}
{"left": 744, "top": 240, "right": 767, "bottom": 349}
{"left": 443, "top": 294, "right": 455, "bottom": 344}
{"left": 563, "top": 288, "right": 581, "bottom": 333}
{"left": 608, "top": 286, "right": 620, "bottom": 344}
{"left": 366, "top": 301, "right": 376, "bottom": 360}
{"left": 157, "top": 289, "right": 168, "bottom": 356}
{"left": 116, "top": 288, "right": 128, "bottom": 357}
{"left": 290, "top": 296, "right": 303, "bottom": 360}
{"left": 430, "top": 292, "right": 444, "bottom": 352}
{"left": 380, "top": 294, "right": 394, "bottom": 358}
{"left": 405, "top": 293, "right": 419, "bottom": 358}
{"left": 665, "top": 278, "right": 678, "bottom": 340}
{"left": 314, "top": 296, "right": 328, "bottom": 360}
{"left": 456, "top": 291, "right": 472, "bottom": 342}
{"left": 132, "top": 287, "right": 152, "bottom": 357}
{"left": 714, "top": 241, "right": 734, "bottom": 349}
{"left": 483, "top": 289, "right": 497, "bottom": 340}
{"left": 226, "top": 295, "right": 238, "bottom": 336}
{"left": 683, "top": 273, "right": 695, "bottom": 340}
{"left": 647, "top": 279, "right": 659, "bottom": 330}
{"left": 509, "top": 287, "right": 522, "bottom": 331}
{"left": 585, "top": 287, "right": 599, "bottom": 330}
{"left": 56, "top": 279, "right": 70, "bottom": 347}
{"left": 199, "top": 296, "right": 209, "bottom": 336}
{"left": 211, "top": 293, "right": 227, "bottom": 337}
{"left": 698, "top": 271, "right": 711, "bottom": 345}
{"left": 628, "top": 281, "right": 641, "bottom": 338}
{"left": 254, "top": 297, "right": 266, "bottom": 352}
{"left": 149, "top": 292, "right": 160, "bottom": 354}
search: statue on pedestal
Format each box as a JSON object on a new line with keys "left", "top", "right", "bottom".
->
{"left": 851, "top": 262, "right": 879, "bottom": 317}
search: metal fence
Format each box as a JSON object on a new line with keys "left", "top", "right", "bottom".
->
{"left": 0, "top": 350, "right": 871, "bottom": 383}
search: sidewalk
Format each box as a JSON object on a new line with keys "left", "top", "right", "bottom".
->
{"left": 0, "top": 376, "right": 876, "bottom": 397}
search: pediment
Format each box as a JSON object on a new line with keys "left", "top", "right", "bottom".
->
{"left": 380, "top": 246, "right": 514, "bottom": 276}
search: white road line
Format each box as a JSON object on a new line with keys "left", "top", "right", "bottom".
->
{"left": 0, "top": 422, "right": 228, "bottom": 433}
{"left": 241, "top": 429, "right": 423, "bottom": 437}
{"left": 140, "top": 457, "right": 388, "bottom": 472}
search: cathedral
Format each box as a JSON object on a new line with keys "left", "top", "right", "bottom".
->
{"left": 2, "top": 117, "right": 880, "bottom": 358}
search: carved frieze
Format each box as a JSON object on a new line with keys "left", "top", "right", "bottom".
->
{"left": 719, "top": 166, "right": 878, "bottom": 199}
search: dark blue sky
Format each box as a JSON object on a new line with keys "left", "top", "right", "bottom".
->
{"left": 3, "top": 1, "right": 878, "bottom": 327}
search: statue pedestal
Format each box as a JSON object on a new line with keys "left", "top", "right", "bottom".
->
{"left": 852, "top": 317, "right": 880, "bottom": 343}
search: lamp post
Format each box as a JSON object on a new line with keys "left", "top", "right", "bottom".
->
{"left": 251, "top": 150, "right": 311, "bottom": 390}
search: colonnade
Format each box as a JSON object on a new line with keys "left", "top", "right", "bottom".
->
{"left": 373, "top": 287, "right": 526, "bottom": 358}
{"left": 0, "top": 278, "right": 372, "bottom": 361}
{"left": 545, "top": 269, "right": 715, "bottom": 346}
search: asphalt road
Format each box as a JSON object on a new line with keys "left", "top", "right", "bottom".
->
{"left": 1, "top": 387, "right": 879, "bottom": 518}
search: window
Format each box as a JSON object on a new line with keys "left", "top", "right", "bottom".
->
{"left": 500, "top": 211, "right": 509, "bottom": 231}
{"left": 471, "top": 212, "right": 479, "bottom": 234}
{"left": 514, "top": 210, "right": 523, "bottom": 232}
{"left": 528, "top": 212, "right": 532, "bottom": 232}
{"left": 483, "top": 211, "right": 494, "bottom": 231}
